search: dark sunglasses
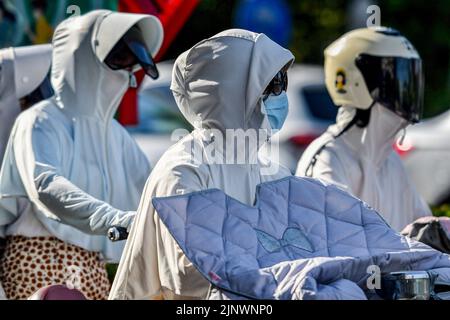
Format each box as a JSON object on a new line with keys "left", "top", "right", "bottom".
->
{"left": 104, "top": 34, "right": 159, "bottom": 79}
{"left": 104, "top": 39, "right": 138, "bottom": 70}
{"left": 264, "top": 69, "right": 288, "bottom": 98}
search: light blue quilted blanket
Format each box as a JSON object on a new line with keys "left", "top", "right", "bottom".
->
{"left": 152, "top": 177, "right": 450, "bottom": 300}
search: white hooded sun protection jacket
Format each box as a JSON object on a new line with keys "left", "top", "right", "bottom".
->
{"left": 0, "top": 45, "right": 52, "bottom": 166}
{"left": 110, "top": 29, "right": 295, "bottom": 300}
{"left": 296, "top": 104, "right": 431, "bottom": 231}
{"left": 0, "top": 10, "right": 163, "bottom": 261}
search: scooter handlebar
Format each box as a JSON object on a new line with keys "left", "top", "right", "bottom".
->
{"left": 108, "top": 226, "right": 129, "bottom": 242}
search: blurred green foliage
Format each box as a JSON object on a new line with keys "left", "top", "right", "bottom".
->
{"left": 287, "top": 0, "right": 348, "bottom": 65}
{"left": 167, "top": 0, "right": 450, "bottom": 118}
{"left": 106, "top": 263, "right": 118, "bottom": 284}
{"left": 433, "top": 204, "right": 450, "bottom": 218}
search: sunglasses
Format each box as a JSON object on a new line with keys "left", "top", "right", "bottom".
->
{"left": 104, "top": 30, "right": 159, "bottom": 79}
{"left": 264, "top": 69, "right": 288, "bottom": 98}
{"left": 104, "top": 39, "right": 138, "bottom": 70}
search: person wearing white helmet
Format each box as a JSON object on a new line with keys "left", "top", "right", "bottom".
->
{"left": 0, "top": 10, "right": 163, "bottom": 299}
{"left": 296, "top": 27, "right": 431, "bottom": 232}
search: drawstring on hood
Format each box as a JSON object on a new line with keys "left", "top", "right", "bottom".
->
{"left": 129, "top": 72, "right": 138, "bottom": 88}
{"left": 397, "top": 127, "right": 407, "bottom": 147}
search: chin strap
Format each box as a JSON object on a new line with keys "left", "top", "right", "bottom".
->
{"left": 397, "top": 127, "right": 407, "bottom": 146}
{"left": 360, "top": 127, "right": 368, "bottom": 144}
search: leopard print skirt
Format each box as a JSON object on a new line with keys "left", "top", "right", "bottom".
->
{"left": 0, "top": 236, "right": 111, "bottom": 300}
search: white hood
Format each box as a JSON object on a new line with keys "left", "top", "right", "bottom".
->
{"left": 0, "top": 45, "right": 52, "bottom": 165}
{"left": 51, "top": 10, "right": 163, "bottom": 120}
{"left": 171, "top": 29, "right": 294, "bottom": 134}
{"left": 331, "top": 104, "right": 409, "bottom": 167}
{"left": 0, "top": 10, "right": 162, "bottom": 261}
{"left": 13, "top": 45, "right": 52, "bottom": 99}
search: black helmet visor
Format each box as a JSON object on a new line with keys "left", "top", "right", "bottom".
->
{"left": 355, "top": 53, "right": 424, "bottom": 123}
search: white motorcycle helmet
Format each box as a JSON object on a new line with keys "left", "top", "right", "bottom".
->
{"left": 324, "top": 26, "right": 424, "bottom": 124}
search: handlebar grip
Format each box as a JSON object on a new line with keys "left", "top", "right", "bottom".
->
{"left": 108, "top": 226, "right": 129, "bottom": 242}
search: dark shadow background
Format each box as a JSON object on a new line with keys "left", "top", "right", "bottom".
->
{"left": 1, "top": 0, "right": 448, "bottom": 116}
{"left": 164, "top": 0, "right": 450, "bottom": 118}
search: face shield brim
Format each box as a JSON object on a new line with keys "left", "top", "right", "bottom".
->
{"left": 104, "top": 25, "right": 159, "bottom": 80}
{"left": 355, "top": 54, "right": 424, "bottom": 123}
{"left": 125, "top": 40, "right": 159, "bottom": 80}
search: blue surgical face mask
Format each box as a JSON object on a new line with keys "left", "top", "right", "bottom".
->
{"left": 262, "top": 91, "right": 289, "bottom": 131}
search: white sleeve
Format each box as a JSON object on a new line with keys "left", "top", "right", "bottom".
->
{"left": 36, "top": 173, "right": 135, "bottom": 235}
{"left": 110, "top": 165, "right": 209, "bottom": 300}
{"left": 30, "top": 121, "right": 135, "bottom": 236}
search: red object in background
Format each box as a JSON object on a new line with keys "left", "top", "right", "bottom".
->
{"left": 151, "top": 0, "right": 200, "bottom": 61}
{"left": 393, "top": 142, "right": 415, "bottom": 158}
{"left": 117, "top": 0, "right": 199, "bottom": 126}
{"left": 289, "top": 134, "right": 320, "bottom": 147}
{"left": 119, "top": 0, "right": 159, "bottom": 15}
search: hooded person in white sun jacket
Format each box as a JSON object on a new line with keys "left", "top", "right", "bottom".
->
{"left": 110, "top": 29, "right": 295, "bottom": 300}
{"left": 0, "top": 10, "right": 163, "bottom": 300}
{"left": 296, "top": 27, "right": 431, "bottom": 232}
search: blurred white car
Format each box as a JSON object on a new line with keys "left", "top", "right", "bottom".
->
{"left": 279, "top": 64, "right": 337, "bottom": 171}
{"left": 394, "top": 109, "right": 450, "bottom": 206}
{"left": 127, "top": 61, "right": 337, "bottom": 172}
